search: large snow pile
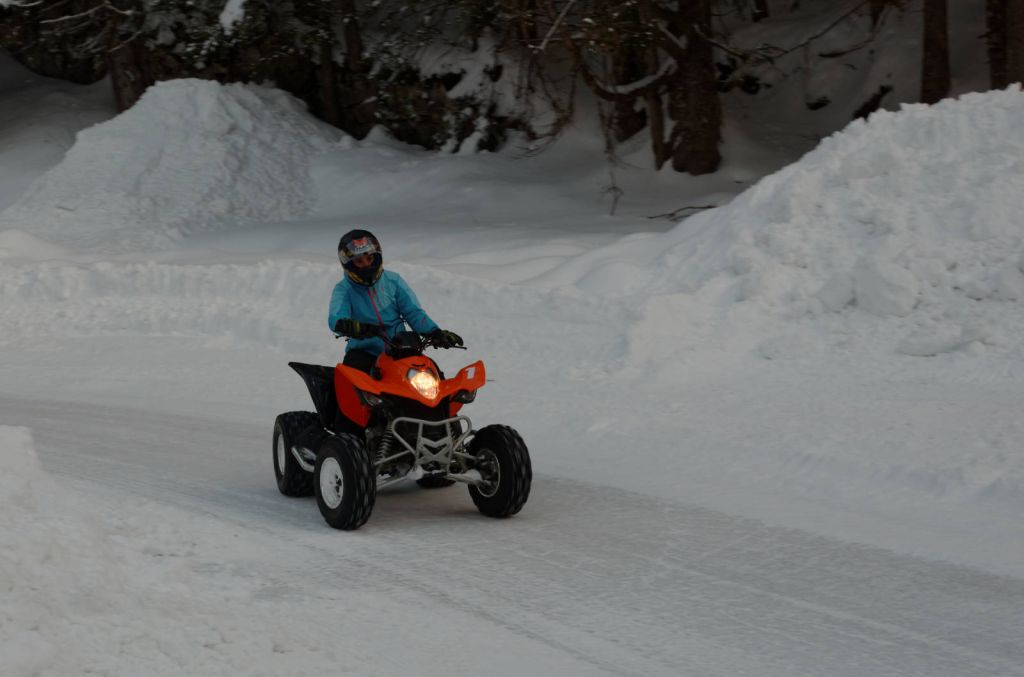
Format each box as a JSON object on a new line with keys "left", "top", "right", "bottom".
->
{"left": 0, "top": 79, "right": 341, "bottom": 252}
{"left": 547, "top": 87, "right": 1024, "bottom": 356}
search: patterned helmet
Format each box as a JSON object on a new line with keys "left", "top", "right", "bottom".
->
{"left": 338, "top": 229, "right": 383, "bottom": 286}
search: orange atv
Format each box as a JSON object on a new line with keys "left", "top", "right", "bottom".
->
{"left": 273, "top": 331, "right": 532, "bottom": 530}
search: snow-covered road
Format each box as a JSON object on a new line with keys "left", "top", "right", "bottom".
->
{"left": 5, "top": 393, "right": 1022, "bottom": 677}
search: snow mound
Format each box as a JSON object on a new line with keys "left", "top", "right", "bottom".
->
{"left": 663, "top": 86, "right": 1024, "bottom": 312}
{"left": 550, "top": 88, "right": 1024, "bottom": 354}
{"left": 0, "top": 79, "right": 341, "bottom": 252}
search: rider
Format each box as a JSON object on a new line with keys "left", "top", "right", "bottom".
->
{"left": 329, "top": 229, "right": 463, "bottom": 374}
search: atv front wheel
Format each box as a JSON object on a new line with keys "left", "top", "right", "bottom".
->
{"left": 315, "top": 433, "right": 376, "bottom": 530}
{"left": 273, "top": 411, "right": 320, "bottom": 497}
{"left": 468, "top": 425, "right": 531, "bottom": 518}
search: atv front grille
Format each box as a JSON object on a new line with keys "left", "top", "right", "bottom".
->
{"left": 374, "top": 415, "right": 473, "bottom": 488}
{"left": 392, "top": 399, "right": 458, "bottom": 448}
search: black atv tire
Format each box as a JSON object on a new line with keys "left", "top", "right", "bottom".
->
{"left": 315, "top": 433, "right": 376, "bottom": 530}
{"left": 273, "top": 411, "right": 321, "bottom": 497}
{"left": 468, "top": 425, "right": 531, "bottom": 518}
{"left": 416, "top": 474, "right": 456, "bottom": 489}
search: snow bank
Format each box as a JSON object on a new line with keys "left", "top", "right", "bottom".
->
{"left": 663, "top": 87, "right": 1024, "bottom": 312}
{"left": 545, "top": 87, "right": 1024, "bottom": 356}
{"left": 0, "top": 259, "right": 334, "bottom": 351}
{"left": 0, "top": 427, "right": 123, "bottom": 675}
{"left": 0, "top": 257, "right": 614, "bottom": 385}
{"left": 0, "top": 79, "right": 341, "bottom": 252}
{"left": 0, "top": 426, "right": 389, "bottom": 675}
{"left": 0, "top": 426, "right": 232, "bottom": 675}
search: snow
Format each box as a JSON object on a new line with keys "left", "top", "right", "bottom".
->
{"left": 3, "top": 21, "right": 1024, "bottom": 674}
{"left": 0, "top": 78, "right": 340, "bottom": 253}
{"left": 0, "top": 56, "right": 116, "bottom": 215}
{"left": 219, "top": 0, "right": 247, "bottom": 34}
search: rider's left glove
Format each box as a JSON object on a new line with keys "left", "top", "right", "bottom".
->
{"left": 430, "top": 329, "right": 463, "bottom": 349}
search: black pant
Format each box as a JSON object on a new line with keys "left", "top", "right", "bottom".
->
{"left": 342, "top": 349, "right": 378, "bottom": 375}
{"left": 342, "top": 348, "right": 444, "bottom": 379}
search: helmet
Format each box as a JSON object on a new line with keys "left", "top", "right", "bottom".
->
{"left": 338, "top": 229, "right": 383, "bottom": 286}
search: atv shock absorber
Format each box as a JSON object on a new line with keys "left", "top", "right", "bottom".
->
{"left": 375, "top": 425, "right": 397, "bottom": 467}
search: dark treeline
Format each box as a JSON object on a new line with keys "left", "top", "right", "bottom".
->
{"left": 1, "top": 1, "right": 1022, "bottom": 175}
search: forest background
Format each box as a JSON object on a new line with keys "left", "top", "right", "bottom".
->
{"left": 1, "top": 0, "right": 1022, "bottom": 180}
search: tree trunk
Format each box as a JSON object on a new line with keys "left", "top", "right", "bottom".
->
{"left": 645, "top": 92, "right": 668, "bottom": 169}
{"left": 988, "top": 0, "right": 1010, "bottom": 88}
{"left": 336, "top": 0, "right": 376, "bottom": 138}
{"left": 1008, "top": 0, "right": 1024, "bottom": 84}
{"left": 641, "top": 39, "right": 668, "bottom": 169}
{"left": 870, "top": 0, "right": 888, "bottom": 27}
{"left": 107, "top": 40, "right": 149, "bottom": 111}
{"left": 921, "top": 0, "right": 950, "bottom": 104}
{"left": 611, "top": 48, "right": 648, "bottom": 142}
{"left": 516, "top": 0, "right": 540, "bottom": 45}
{"left": 339, "top": 0, "right": 366, "bottom": 73}
{"left": 852, "top": 85, "right": 893, "bottom": 120}
{"left": 752, "top": 0, "right": 769, "bottom": 22}
{"left": 668, "top": 0, "right": 722, "bottom": 175}
{"left": 317, "top": 42, "right": 342, "bottom": 127}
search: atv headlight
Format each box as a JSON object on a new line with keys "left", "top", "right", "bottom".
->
{"left": 407, "top": 369, "right": 439, "bottom": 400}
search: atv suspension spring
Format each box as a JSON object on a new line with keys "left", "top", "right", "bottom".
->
{"left": 375, "top": 426, "right": 397, "bottom": 466}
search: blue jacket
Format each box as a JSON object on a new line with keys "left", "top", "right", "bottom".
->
{"left": 328, "top": 270, "right": 439, "bottom": 355}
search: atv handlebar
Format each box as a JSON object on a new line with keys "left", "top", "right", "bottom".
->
{"left": 334, "top": 325, "right": 465, "bottom": 351}
{"left": 381, "top": 330, "right": 466, "bottom": 351}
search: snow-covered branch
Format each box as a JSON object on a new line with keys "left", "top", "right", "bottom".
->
{"left": 38, "top": 2, "right": 134, "bottom": 26}
{"left": 604, "top": 57, "right": 675, "bottom": 95}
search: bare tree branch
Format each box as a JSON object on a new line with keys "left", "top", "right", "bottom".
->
{"left": 704, "top": 0, "right": 873, "bottom": 67}
{"left": 646, "top": 204, "right": 717, "bottom": 220}
{"left": 39, "top": 1, "right": 134, "bottom": 26}
{"left": 535, "top": 0, "right": 577, "bottom": 53}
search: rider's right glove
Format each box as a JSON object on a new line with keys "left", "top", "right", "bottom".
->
{"left": 334, "top": 318, "right": 380, "bottom": 339}
{"left": 430, "top": 329, "right": 463, "bottom": 349}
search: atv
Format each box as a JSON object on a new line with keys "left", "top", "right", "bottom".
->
{"left": 273, "top": 331, "right": 532, "bottom": 530}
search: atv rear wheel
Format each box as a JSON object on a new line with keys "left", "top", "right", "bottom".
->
{"left": 273, "top": 411, "right": 320, "bottom": 497}
{"left": 315, "top": 433, "right": 376, "bottom": 530}
{"left": 468, "top": 425, "right": 531, "bottom": 518}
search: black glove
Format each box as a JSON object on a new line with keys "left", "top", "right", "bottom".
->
{"left": 430, "top": 329, "right": 463, "bottom": 349}
{"left": 334, "top": 318, "right": 380, "bottom": 339}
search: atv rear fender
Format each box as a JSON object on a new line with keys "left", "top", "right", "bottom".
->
{"left": 288, "top": 362, "right": 347, "bottom": 431}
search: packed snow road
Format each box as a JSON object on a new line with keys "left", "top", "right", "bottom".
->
{"left": 4, "top": 394, "right": 1022, "bottom": 677}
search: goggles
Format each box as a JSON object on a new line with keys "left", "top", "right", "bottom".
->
{"left": 339, "top": 236, "right": 380, "bottom": 265}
